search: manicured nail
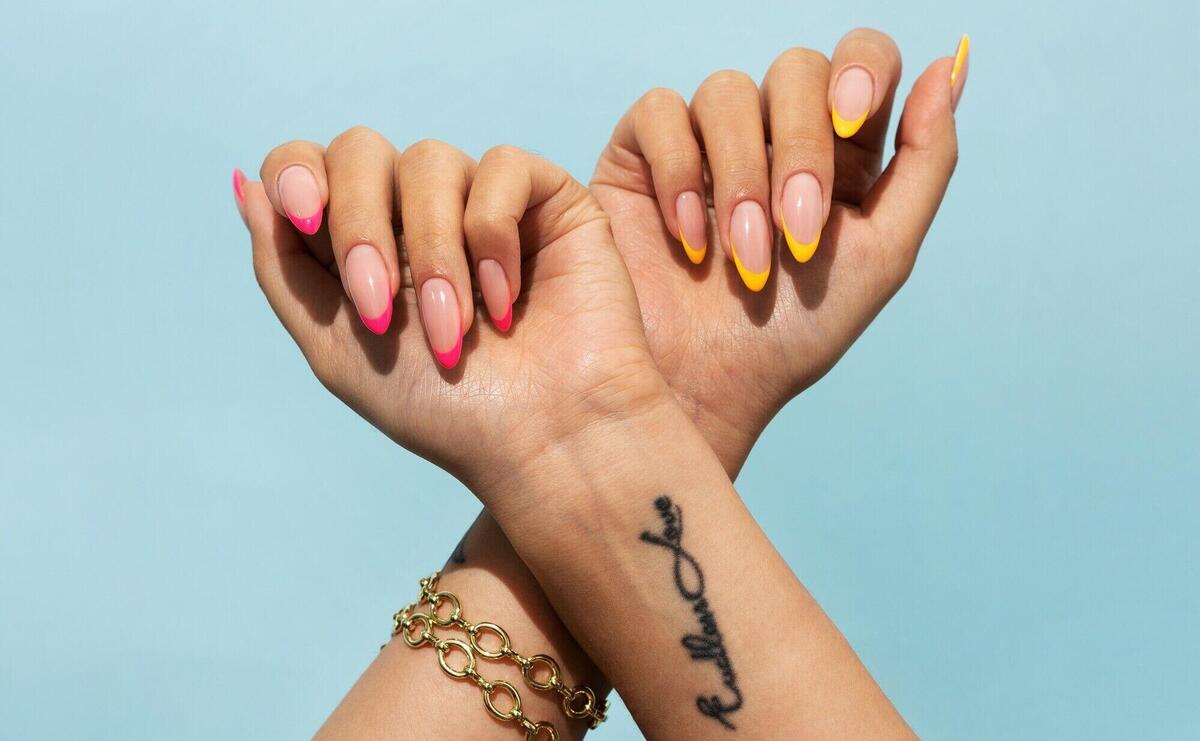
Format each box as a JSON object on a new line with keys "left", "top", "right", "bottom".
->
{"left": 477, "top": 259, "right": 512, "bottom": 332}
{"left": 831, "top": 65, "right": 875, "bottom": 139}
{"left": 781, "top": 172, "right": 823, "bottom": 263}
{"left": 277, "top": 165, "right": 323, "bottom": 235}
{"left": 344, "top": 244, "right": 392, "bottom": 335}
{"left": 232, "top": 168, "right": 247, "bottom": 225}
{"left": 675, "top": 191, "right": 708, "bottom": 264}
{"left": 950, "top": 34, "right": 970, "bottom": 112}
{"left": 729, "top": 201, "right": 771, "bottom": 292}
{"left": 419, "top": 277, "right": 463, "bottom": 368}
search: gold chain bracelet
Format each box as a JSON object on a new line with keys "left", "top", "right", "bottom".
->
{"left": 389, "top": 572, "right": 608, "bottom": 740}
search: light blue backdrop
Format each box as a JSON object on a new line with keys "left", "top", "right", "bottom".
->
{"left": 1, "top": 1, "right": 1196, "bottom": 738}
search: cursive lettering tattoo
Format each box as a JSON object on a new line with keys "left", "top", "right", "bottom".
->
{"left": 640, "top": 495, "right": 743, "bottom": 730}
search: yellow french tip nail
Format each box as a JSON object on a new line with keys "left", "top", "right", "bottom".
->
{"left": 678, "top": 226, "right": 706, "bottom": 265}
{"left": 729, "top": 237, "right": 769, "bottom": 292}
{"left": 951, "top": 33, "right": 970, "bottom": 87}
{"left": 832, "top": 106, "right": 868, "bottom": 139}
{"left": 783, "top": 222, "right": 821, "bottom": 264}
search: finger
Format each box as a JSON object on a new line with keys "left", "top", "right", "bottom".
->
{"left": 464, "top": 145, "right": 595, "bottom": 258}
{"left": 762, "top": 47, "right": 834, "bottom": 264}
{"left": 691, "top": 70, "right": 772, "bottom": 291}
{"left": 464, "top": 146, "right": 599, "bottom": 326}
{"left": 609, "top": 87, "right": 707, "bottom": 264}
{"left": 395, "top": 139, "right": 476, "bottom": 368}
{"left": 862, "top": 42, "right": 966, "bottom": 286}
{"left": 243, "top": 176, "right": 347, "bottom": 385}
{"left": 259, "top": 140, "right": 329, "bottom": 238}
{"left": 324, "top": 126, "right": 403, "bottom": 336}
{"left": 828, "top": 28, "right": 904, "bottom": 204}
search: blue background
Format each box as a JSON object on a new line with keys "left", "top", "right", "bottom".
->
{"left": 1, "top": 2, "right": 1196, "bottom": 738}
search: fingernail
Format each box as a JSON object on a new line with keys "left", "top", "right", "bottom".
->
{"left": 277, "top": 165, "right": 323, "bottom": 235}
{"left": 232, "top": 168, "right": 247, "bottom": 225}
{"left": 729, "top": 201, "right": 771, "bottom": 292}
{"left": 419, "top": 277, "right": 463, "bottom": 368}
{"left": 344, "top": 244, "right": 393, "bottom": 335}
{"left": 675, "top": 191, "right": 708, "bottom": 264}
{"left": 950, "top": 34, "right": 970, "bottom": 112}
{"left": 831, "top": 65, "right": 875, "bottom": 139}
{"left": 477, "top": 259, "right": 512, "bottom": 332}
{"left": 781, "top": 172, "right": 823, "bottom": 263}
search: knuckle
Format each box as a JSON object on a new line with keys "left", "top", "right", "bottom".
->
{"left": 463, "top": 208, "right": 514, "bottom": 244}
{"left": 638, "top": 86, "right": 685, "bottom": 114}
{"left": 329, "top": 203, "right": 384, "bottom": 237}
{"left": 848, "top": 27, "right": 901, "bottom": 62}
{"left": 698, "top": 69, "right": 756, "bottom": 98}
{"left": 402, "top": 137, "right": 456, "bottom": 166}
{"left": 481, "top": 143, "right": 525, "bottom": 164}
{"left": 653, "top": 147, "right": 700, "bottom": 174}
{"left": 774, "top": 126, "right": 832, "bottom": 159}
{"left": 772, "top": 47, "right": 830, "bottom": 74}
{"left": 329, "top": 125, "right": 385, "bottom": 153}
{"left": 713, "top": 153, "right": 767, "bottom": 190}
{"left": 404, "top": 226, "right": 459, "bottom": 257}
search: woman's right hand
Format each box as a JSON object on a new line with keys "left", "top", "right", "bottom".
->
{"left": 592, "top": 30, "right": 968, "bottom": 474}
{"left": 235, "top": 134, "right": 669, "bottom": 503}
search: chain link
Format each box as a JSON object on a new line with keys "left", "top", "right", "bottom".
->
{"left": 388, "top": 572, "right": 609, "bottom": 739}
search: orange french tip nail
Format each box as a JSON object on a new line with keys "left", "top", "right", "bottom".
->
{"left": 951, "top": 34, "right": 971, "bottom": 87}
{"left": 678, "top": 226, "right": 706, "bottom": 265}
{"left": 729, "top": 237, "right": 769, "bottom": 292}
{"left": 831, "top": 108, "right": 868, "bottom": 139}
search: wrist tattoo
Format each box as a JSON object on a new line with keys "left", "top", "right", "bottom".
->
{"left": 640, "top": 495, "right": 744, "bottom": 730}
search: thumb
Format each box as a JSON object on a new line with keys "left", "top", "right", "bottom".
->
{"left": 860, "top": 37, "right": 968, "bottom": 282}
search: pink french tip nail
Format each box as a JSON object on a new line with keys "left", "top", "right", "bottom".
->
{"left": 434, "top": 337, "right": 463, "bottom": 369}
{"left": 277, "top": 165, "right": 324, "bottom": 235}
{"left": 288, "top": 211, "right": 322, "bottom": 235}
{"left": 360, "top": 301, "right": 393, "bottom": 335}
{"left": 419, "top": 277, "right": 464, "bottom": 369}
{"left": 476, "top": 258, "right": 514, "bottom": 333}
{"left": 232, "top": 168, "right": 247, "bottom": 205}
{"left": 344, "top": 244, "right": 393, "bottom": 335}
{"left": 493, "top": 304, "right": 513, "bottom": 333}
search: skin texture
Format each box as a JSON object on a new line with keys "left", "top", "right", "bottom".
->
{"left": 240, "top": 29, "right": 966, "bottom": 741}
{"left": 243, "top": 140, "right": 921, "bottom": 738}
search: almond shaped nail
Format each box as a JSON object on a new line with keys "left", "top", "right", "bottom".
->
{"left": 729, "top": 201, "right": 771, "bottom": 292}
{"left": 781, "top": 172, "right": 823, "bottom": 263}
{"left": 675, "top": 191, "right": 708, "bottom": 264}
{"left": 344, "top": 244, "right": 393, "bottom": 335}
{"left": 951, "top": 34, "right": 970, "bottom": 111}
{"left": 277, "top": 165, "right": 324, "bottom": 235}
{"left": 477, "top": 259, "right": 513, "bottom": 332}
{"left": 831, "top": 65, "right": 875, "bottom": 139}
{"left": 419, "top": 277, "right": 463, "bottom": 368}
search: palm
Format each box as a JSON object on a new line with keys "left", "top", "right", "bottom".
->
{"left": 323, "top": 218, "right": 658, "bottom": 486}
{"left": 591, "top": 166, "right": 894, "bottom": 471}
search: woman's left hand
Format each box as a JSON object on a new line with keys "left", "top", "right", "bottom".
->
{"left": 237, "top": 134, "right": 668, "bottom": 501}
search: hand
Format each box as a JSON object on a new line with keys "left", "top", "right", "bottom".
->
{"left": 235, "top": 133, "right": 668, "bottom": 498}
{"left": 591, "top": 30, "right": 968, "bottom": 472}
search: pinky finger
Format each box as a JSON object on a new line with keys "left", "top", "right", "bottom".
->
{"left": 609, "top": 88, "right": 707, "bottom": 264}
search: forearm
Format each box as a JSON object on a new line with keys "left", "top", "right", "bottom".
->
{"left": 483, "top": 400, "right": 913, "bottom": 739}
{"left": 316, "top": 512, "right": 608, "bottom": 741}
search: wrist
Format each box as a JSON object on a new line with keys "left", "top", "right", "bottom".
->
{"left": 471, "top": 394, "right": 733, "bottom": 560}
